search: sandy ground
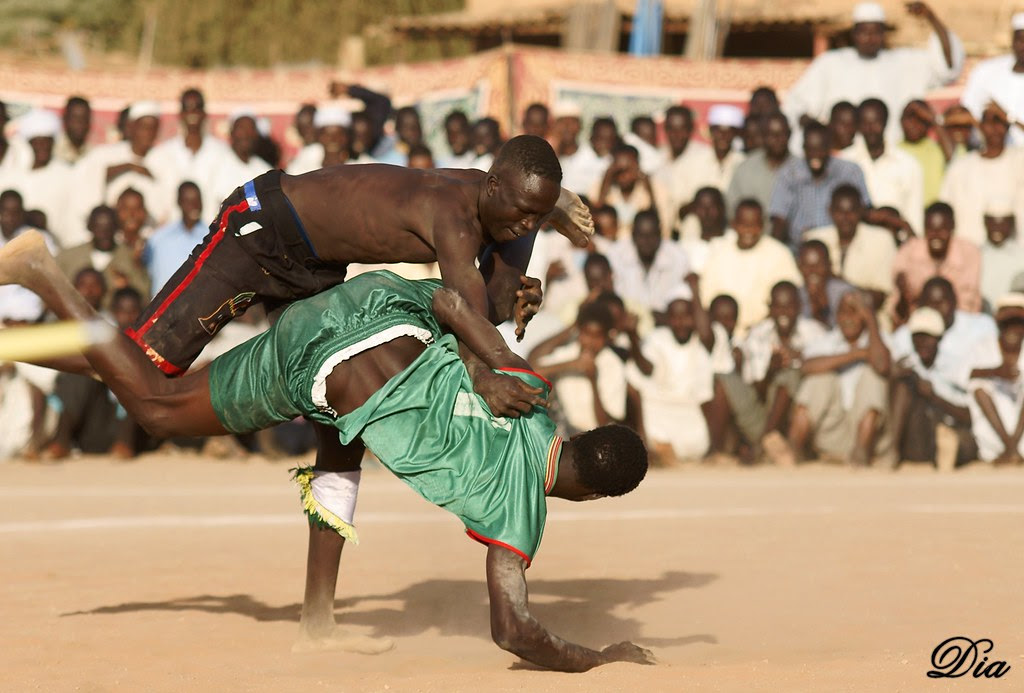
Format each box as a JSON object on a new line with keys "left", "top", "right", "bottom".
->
{"left": 2, "top": 453, "right": 1023, "bottom": 692}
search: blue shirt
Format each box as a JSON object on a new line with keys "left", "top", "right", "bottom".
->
{"left": 769, "top": 157, "right": 871, "bottom": 251}
{"left": 143, "top": 220, "right": 208, "bottom": 298}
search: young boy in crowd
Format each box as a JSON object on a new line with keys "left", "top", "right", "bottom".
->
{"left": 967, "top": 296, "right": 1024, "bottom": 464}
{"left": 772, "top": 290, "right": 891, "bottom": 467}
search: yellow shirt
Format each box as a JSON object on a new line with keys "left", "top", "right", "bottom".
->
{"left": 897, "top": 138, "right": 945, "bottom": 206}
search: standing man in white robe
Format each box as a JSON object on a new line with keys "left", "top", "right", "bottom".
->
{"left": 14, "top": 110, "right": 78, "bottom": 248}
{"left": 204, "top": 111, "right": 272, "bottom": 206}
{"left": 960, "top": 13, "right": 1024, "bottom": 147}
{"left": 784, "top": 2, "right": 963, "bottom": 142}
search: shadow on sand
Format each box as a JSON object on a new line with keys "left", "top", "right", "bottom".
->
{"left": 62, "top": 570, "right": 718, "bottom": 648}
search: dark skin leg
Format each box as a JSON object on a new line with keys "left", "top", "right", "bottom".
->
{"left": 786, "top": 404, "right": 812, "bottom": 462}
{"left": 702, "top": 376, "right": 731, "bottom": 454}
{"left": 762, "top": 384, "right": 793, "bottom": 437}
{"left": 850, "top": 409, "right": 880, "bottom": 467}
{"left": 889, "top": 378, "right": 912, "bottom": 467}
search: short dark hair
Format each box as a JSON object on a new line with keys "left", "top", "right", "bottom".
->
{"left": 571, "top": 424, "right": 648, "bottom": 497}
{"left": 73, "top": 266, "right": 106, "bottom": 292}
{"left": 665, "top": 105, "right": 694, "bottom": 124}
{"left": 799, "top": 239, "right": 831, "bottom": 261}
{"left": 735, "top": 197, "right": 763, "bottom": 217}
{"left": 829, "top": 101, "right": 856, "bottom": 119}
{"left": 407, "top": 143, "right": 433, "bottom": 160}
{"left": 65, "top": 96, "right": 90, "bottom": 111}
{"left": 0, "top": 189, "right": 23, "bottom": 207}
{"left": 584, "top": 252, "right": 611, "bottom": 272}
{"left": 631, "top": 115, "right": 655, "bottom": 130}
{"left": 445, "top": 110, "right": 469, "bottom": 128}
{"left": 87, "top": 204, "right": 117, "bottom": 228}
{"left": 395, "top": 105, "right": 420, "bottom": 123}
{"left": 858, "top": 97, "right": 889, "bottom": 125}
{"left": 925, "top": 201, "right": 955, "bottom": 223}
{"left": 492, "top": 134, "right": 562, "bottom": 184}
{"left": 576, "top": 300, "right": 614, "bottom": 332}
{"left": 831, "top": 183, "right": 863, "bottom": 205}
{"left": 181, "top": 87, "right": 204, "bottom": 110}
{"left": 710, "top": 294, "right": 738, "bottom": 314}
{"left": 803, "top": 121, "right": 831, "bottom": 143}
{"left": 524, "top": 102, "right": 549, "bottom": 118}
{"left": 593, "top": 290, "right": 624, "bottom": 311}
{"left": 117, "top": 187, "right": 144, "bottom": 204}
{"left": 751, "top": 86, "right": 778, "bottom": 104}
{"left": 633, "top": 208, "right": 660, "bottom": 229}
{"left": 612, "top": 143, "right": 639, "bottom": 160}
{"left": 178, "top": 180, "right": 200, "bottom": 198}
{"left": 694, "top": 186, "right": 725, "bottom": 209}
{"left": 771, "top": 280, "right": 799, "bottom": 300}
{"left": 922, "top": 275, "right": 955, "bottom": 300}
{"left": 112, "top": 286, "right": 142, "bottom": 307}
{"left": 592, "top": 204, "right": 618, "bottom": 221}
{"left": 591, "top": 116, "right": 618, "bottom": 133}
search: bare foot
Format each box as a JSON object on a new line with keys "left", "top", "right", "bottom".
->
{"left": 761, "top": 431, "right": 797, "bottom": 468}
{"left": 292, "top": 626, "right": 394, "bottom": 655}
{"left": 0, "top": 231, "right": 53, "bottom": 288}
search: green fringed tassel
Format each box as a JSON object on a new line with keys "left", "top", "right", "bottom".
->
{"left": 290, "top": 467, "right": 360, "bottom": 544}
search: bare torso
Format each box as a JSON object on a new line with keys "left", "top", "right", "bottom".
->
{"left": 281, "top": 165, "right": 489, "bottom": 264}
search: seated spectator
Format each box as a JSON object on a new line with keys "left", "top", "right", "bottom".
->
{"left": 562, "top": 116, "right": 617, "bottom": 196}
{"left": 773, "top": 290, "right": 891, "bottom": 466}
{"left": 287, "top": 104, "right": 360, "bottom": 174}
{"left": 888, "top": 307, "right": 976, "bottom": 470}
{"left": 591, "top": 204, "right": 619, "bottom": 254}
{"left": 531, "top": 301, "right": 627, "bottom": 436}
{"left": 55, "top": 96, "right": 92, "bottom": 165}
{"left": 967, "top": 297, "right": 1024, "bottom": 464}
{"left": 979, "top": 204, "right": 1023, "bottom": 311}
{"left": 0, "top": 361, "right": 52, "bottom": 461}
{"left": 797, "top": 240, "right": 854, "bottom": 328}
{"left": 897, "top": 100, "right": 949, "bottom": 205}
{"left": 45, "top": 287, "right": 149, "bottom": 460}
{"left": 891, "top": 202, "right": 981, "bottom": 320}
{"left": 114, "top": 187, "right": 154, "bottom": 263}
{"left": 552, "top": 101, "right": 584, "bottom": 184}
{"left": 609, "top": 209, "right": 691, "bottom": 318}
{"left": 16, "top": 109, "right": 77, "bottom": 248}
{"left": 828, "top": 101, "right": 858, "bottom": 154}
{"left": 841, "top": 98, "right": 924, "bottom": 234}
{"left": 438, "top": 110, "right": 475, "bottom": 169}
{"left": 0, "top": 189, "right": 55, "bottom": 323}
{"left": 678, "top": 187, "right": 731, "bottom": 273}
{"left": 727, "top": 112, "right": 792, "bottom": 225}
{"left": 375, "top": 106, "right": 423, "bottom": 166}
{"left": 656, "top": 105, "right": 717, "bottom": 238}
{"left": 205, "top": 111, "right": 272, "bottom": 208}
{"left": 706, "top": 104, "right": 746, "bottom": 192}
{"left": 720, "top": 281, "right": 828, "bottom": 460}
{"left": 144, "top": 182, "right": 206, "bottom": 297}
{"left": 470, "top": 117, "right": 504, "bottom": 171}
{"left": 939, "top": 102, "right": 1024, "bottom": 245}
{"left": 708, "top": 294, "right": 739, "bottom": 375}
{"left": 941, "top": 104, "right": 977, "bottom": 159}
{"left": 0, "top": 101, "right": 35, "bottom": 193}
{"left": 805, "top": 184, "right": 897, "bottom": 306}
{"left": 553, "top": 252, "right": 652, "bottom": 336}
{"left": 624, "top": 114, "right": 665, "bottom": 173}
{"left": 960, "top": 13, "right": 1024, "bottom": 148}
{"left": 624, "top": 280, "right": 716, "bottom": 464}
{"left": 57, "top": 205, "right": 150, "bottom": 306}
{"left": 769, "top": 122, "right": 871, "bottom": 250}
{"left": 702, "top": 199, "right": 801, "bottom": 334}
{"left": 406, "top": 144, "right": 435, "bottom": 170}
{"left": 591, "top": 144, "right": 664, "bottom": 240}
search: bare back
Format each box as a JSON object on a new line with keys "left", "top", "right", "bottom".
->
{"left": 281, "top": 165, "right": 489, "bottom": 265}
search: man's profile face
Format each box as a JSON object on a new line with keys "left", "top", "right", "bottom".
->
{"left": 923, "top": 210, "right": 953, "bottom": 260}
{"left": 803, "top": 131, "right": 831, "bottom": 176}
{"left": 852, "top": 22, "right": 885, "bottom": 58}
{"left": 664, "top": 112, "right": 693, "bottom": 153}
{"left": 733, "top": 206, "right": 763, "bottom": 250}
{"left": 912, "top": 332, "right": 940, "bottom": 368}
{"left": 666, "top": 299, "right": 695, "bottom": 343}
{"left": 769, "top": 286, "right": 800, "bottom": 337}
{"left": 830, "top": 194, "right": 862, "bottom": 238}
{"left": 89, "top": 210, "right": 117, "bottom": 251}
{"left": 631, "top": 217, "right": 661, "bottom": 263}
{"left": 921, "top": 284, "right": 956, "bottom": 328}
{"left": 64, "top": 102, "right": 91, "bottom": 145}
{"left": 858, "top": 104, "right": 886, "bottom": 148}
{"left": 483, "top": 170, "right": 559, "bottom": 243}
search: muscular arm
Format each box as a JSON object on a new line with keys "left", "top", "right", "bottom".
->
{"left": 486, "top": 545, "right": 654, "bottom": 672}
{"left": 432, "top": 287, "right": 531, "bottom": 374}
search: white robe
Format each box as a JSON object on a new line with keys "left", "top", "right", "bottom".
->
{"left": 148, "top": 134, "right": 233, "bottom": 223}
{"left": 961, "top": 55, "right": 1024, "bottom": 147}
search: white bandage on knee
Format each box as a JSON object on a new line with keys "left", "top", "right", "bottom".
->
{"left": 292, "top": 467, "right": 362, "bottom": 543}
{"left": 310, "top": 470, "right": 361, "bottom": 525}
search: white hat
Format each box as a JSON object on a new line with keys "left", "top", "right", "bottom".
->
{"left": 852, "top": 2, "right": 887, "bottom": 24}
{"left": 995, "top": 293, "right": 1024, "bottom": 311}
{"left": 907, "top": 306, "right": 945, "bottom": 337}
{"left": 313, "top": 103, "right": 351, "bottom": 129}
{"left": 984, "top": 196, "right": 1016, "bottom": 217}
{"left": 128, "top": 100, "right": 161, "bottom": 121}
{"left": 552, "top": 100, "right": 582, "bottom": 119}
{"left": 229, "top": 108, "right": 258, "bottom": 127}
{"left": 18, "top": 109, "right": 61, "bottom": 140}
{"left": 1012, "top": 12, "right": 1024, "bottom": 31}
{"left": 663, "top": 283, "right": 694, "bottom": 307}
{"left": 256, "top": 117, "right": 271, "bottom": 138}
{"left": 708, "top": 104, "right": 745, "bottom": 129}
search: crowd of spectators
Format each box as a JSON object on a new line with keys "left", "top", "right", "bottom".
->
{"left": 1, "top": 2, "right": 1023, "bottom": 470}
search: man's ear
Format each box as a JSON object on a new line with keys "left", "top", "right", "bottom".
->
{"left": 486, "top": 173, "right": 499, "bottom": 196}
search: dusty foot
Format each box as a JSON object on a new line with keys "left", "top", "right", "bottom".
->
{"left": 0, "top": 230, "right": 52, "bottom": 287}
{"left": 292, "top": 626, "right": 394, "bottom": 655}
{"left": 761, "top": 431, "right": 797, "bottom": 468}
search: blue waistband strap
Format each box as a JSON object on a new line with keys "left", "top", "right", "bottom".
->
{"left": 243, "top": 180, "right": 262, "bottom": 212}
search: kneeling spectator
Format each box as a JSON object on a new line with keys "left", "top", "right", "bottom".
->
{"left": 967, "top": 297, "right": 1024, "bottom": 464}
{"left": 777, "top": 291, "right": 891, "bottom": 466}
{"left": 624, "top": 278, "right": 716, "bottom": 463}
{"left": 531, "top": 301, "right": 626, "bottom": 436}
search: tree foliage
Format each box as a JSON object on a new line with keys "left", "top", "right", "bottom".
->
{"left": 0, "top": 0, "right": 466, "bottom": 68}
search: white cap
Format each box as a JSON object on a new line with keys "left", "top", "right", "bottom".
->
{"left": 852, "top": 2, "right": 887, "bottom": 24}
{"left": 313, "top": 103, "right": 351, "bottom": 129}
{"left": 907, "top": 306, "right": 945, "bottom": 337}
{"left": 1012, "top": 12, "right": 1024, "bottom": 31}
{"left": 552, "top": 100, "right": 582, "bottom": 119}
{"left": 995, "top": 293, "right": 1024, "bottom": 311}
{"left": 229, "top": 108, "right": 258, "bottom": 127}
{"left": 128, "top": 101, "right": 161, "bottom": 121}
{"left": 984, "top": 196, "right": 1016, "bottom": 217}
{"left": 708, "top": 104, "right": 745, "bottom": 129}
{"left": 18, "top": 109, "right": 61, "bottom": 140}
{"left": 664, "top": 283, "right": 694, "bottom": 307}
{"left": 256, "top": 117, "right": 271, "bottom": 137}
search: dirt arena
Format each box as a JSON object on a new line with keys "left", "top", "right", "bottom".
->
{"left": 3, "top": 453, "right": 1022, "bottom": 692}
